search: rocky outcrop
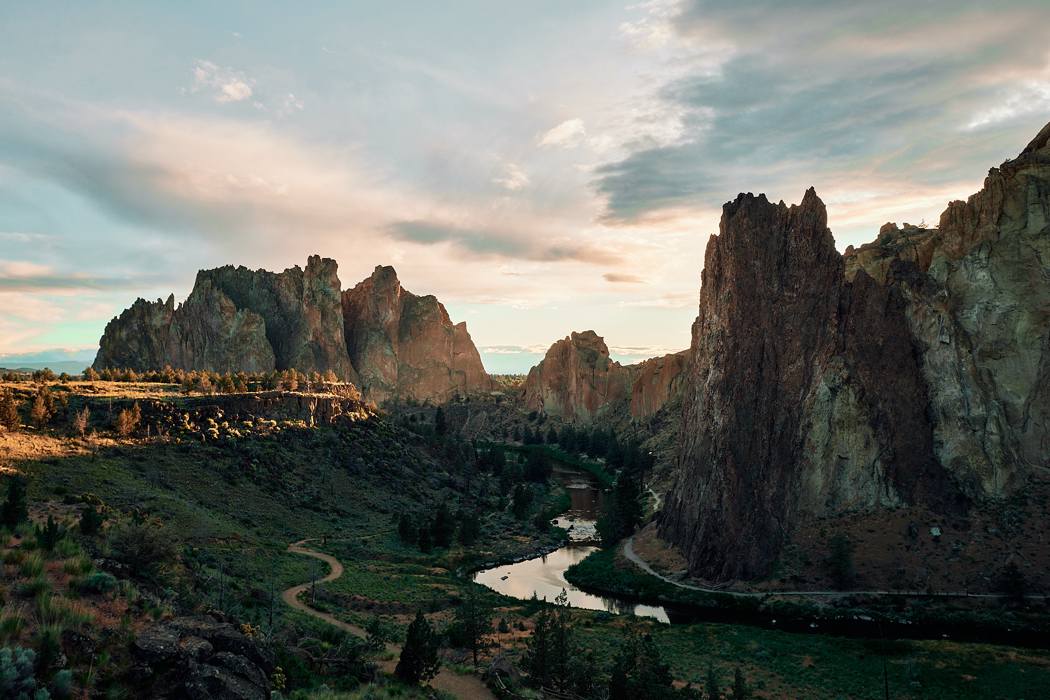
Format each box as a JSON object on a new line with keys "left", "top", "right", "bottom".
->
{"left": 96, "top": 260, "right": 492, "bottom": 403}
{"left": 522, "top": 331, "right": 686, "bottom": 422}
{"left": 341, "top": 265, "right": 492, "bottom": 403}
{"left": 95, "top": 256, "right": 351, "bottom": 379}
{"left": 661, "top": 121, "right": 1050, "bottom": 581}
{"left": 130, "top": 616, "right": 272, "bottom": 699}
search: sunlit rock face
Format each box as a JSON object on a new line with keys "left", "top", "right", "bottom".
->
{"left": 522, "top": 331, "right": 686, "bottom": 423}
{"left": 95, "top": 259, "right": 492, "bottom": 403}
{"left": 95, "top": 256, "right": 348, "bottom": 378}
{"left": 661, "top": 121, "right": 1050, "bottom": 581}
{"left": 341, "top": 265, "right": 492, "bottom": 403}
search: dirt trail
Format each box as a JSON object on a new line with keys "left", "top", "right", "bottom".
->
{"left": 284, "top": 539, "right": 496, "bottom": 699}
{"left": 623, "top": 536, "right": 1044, "bottom": 600}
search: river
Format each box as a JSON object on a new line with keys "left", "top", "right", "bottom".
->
{"left": 474, "top": 462, "right": 673, "bottom": 623}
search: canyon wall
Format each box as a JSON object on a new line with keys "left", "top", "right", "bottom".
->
{"left": 522, "top": 330, "right": 686, "bottom": 422}
{"left": 660, "top": 121, "right": 1050, "bottom": 581}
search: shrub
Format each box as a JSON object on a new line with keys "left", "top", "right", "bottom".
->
{"left": 19, "top": 553, "right": 44, "bottom": 579}
{"left": 29, "top": 391, "right": 50, "bottom": 427}
{"left": 0, "top": 646, "right": 45, "bottom": 699}
{"left": 61, "top": 555, "right": 93, "bottom": 577}
{"left": 0, "top": 606, "right": 26, "bottom": 641}
{"left": 71, "top": 571, "right": 117, "bottom": 595}
{"left": 78, "top": 505, "right": 104, "bottom": 536}
{"left": 15, "top": 575, "right": 50, "bottom": 599}
{"left": 113, "top": 403, "right": 141, "bottom": 437}
{"left": 35, "top": 516, "right": 65, "bottom": 553}
{"left": 107, "top": 519, "right": 177, "bottom": 578}
{"left": 0, "top": 390, "right": 19, "bottom": 430}
{"left": 1, "top": 477, "right": 29, "bottom": 529}
{"left": 70, "top": 407, "right": 90, "bottom": 437}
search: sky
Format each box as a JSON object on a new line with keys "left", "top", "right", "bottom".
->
{"left": 1, "top": 1, "right": 1049, "bottom": 373}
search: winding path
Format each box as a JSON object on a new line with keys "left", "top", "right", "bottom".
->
{"left": 623, "top": 536, "right": 1044, "bottom": 600}
{"left": 283, "top": 539, "right": 495, "bottom": 700}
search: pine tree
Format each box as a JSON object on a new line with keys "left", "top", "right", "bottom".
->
{"left": 395, "top": 610, "right": 441, "bottom": 685}
{"left": 523, "top": 590, "right": 575, "bottom": 691}
{"left": 1, "top": 476, "right": 28, "bottom": 529}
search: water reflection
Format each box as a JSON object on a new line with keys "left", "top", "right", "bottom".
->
{"left": 474, "top": 545, "right": 671, "bottom": 624}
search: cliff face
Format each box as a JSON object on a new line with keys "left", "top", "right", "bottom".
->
{"left": 341, "top": 265, "right": 492, "bottom": 403}
{"left": 95, "top": 260, "right": 492, "bottom": 403}
{"left": 661, "top": 121, "right": 1050, "bottom": 581}
{"left": 522, "top": 331, "right": 686, "bottom": 422}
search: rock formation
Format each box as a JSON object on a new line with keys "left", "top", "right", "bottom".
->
{"left": 95, "top": 259, "right": 492, "bottom": 403}
{"left": 342, "top": 265, "right": 492, "bottom": 403}
{"left": 522, "top": 331, "right": 685, "bottom": 422}
{"left": 660, "top": 120, "right": 1050, "bottom": 581}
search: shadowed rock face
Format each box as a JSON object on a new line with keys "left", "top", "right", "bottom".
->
{"left": 661, "top": 120, "right": 1050, "bottom": 581}
{"left": 522, "top": 331, "right": 686, "bottom": 422}
{"left": 95, "top": 260, "right": 492, "bottom": 403}
{"left": 341, "top": 265, "right": 492, "bottom": 403}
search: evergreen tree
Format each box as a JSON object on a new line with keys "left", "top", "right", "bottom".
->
{"left": 546, "top": 426, "right": 558, "bottom": 445}
{"left": 828, "top": 534, "right": 856, "bottom": 589}
{"left": 609, "top": 629, "right": 676, "bottom": 700}
{"left": 79, "top": 504, "right": 104, "bottom": 536}
{"left": 398, "top": 513, "right": 418, "bottom": 545}
{"left": 1, "top": 476, "right": 28, "bottom": 529}
{"left": 417, "top": 526, "right": 433, "bottom": 554}
{"left": 395, "top": 610, "right": 441, "bottom": 685}
{"left": 512, "top": 484, "right": 532, "bottom": 519}
{"left": 732, "top": 667, "right": 751, "bottom": 700}
{"left": 29, "top": 391, "right": 50, "bottom": 427}
{"left": 431, "top": 502, "right": 455, "bottom": 548}
{"left": 434, "top": 407, "right": 446, "bottom": 437}
{"left": 523, "top": 590, "right": 575, "bottom": 691}
{"left": 706, "top": 665, "right": 721, "bottom": 700}
{"left": 0, "top": 390, "right": 19, "bottom": 429}
{"left": 448, "top": 589, "right": 492, "bottom": 666}
{"left": 458, "top": 510, "right": 480, "bottom": 547}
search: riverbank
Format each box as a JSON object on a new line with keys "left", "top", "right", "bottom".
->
{"left": 564, "top": 542, "right": 1050, "bottom": 648}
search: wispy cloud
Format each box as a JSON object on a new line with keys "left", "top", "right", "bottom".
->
{"left": 538, "top": 118, "right": 587, "bottom": 148}
{"left": 494, "top": 162, "right": 530, "bottom": 191}
{"left": 603, "top": 272, "right": 644, "bottom": 283}
{"left": 190, "top": 60, "right": 254, "bottom": 103}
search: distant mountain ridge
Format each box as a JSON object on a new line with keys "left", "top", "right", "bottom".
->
{"left": 94, "top": 258, "right": 492, "bottom": 403}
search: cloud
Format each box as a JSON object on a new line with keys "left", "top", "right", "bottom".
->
{"left": 0, "top": 260, "right": 159, "bottom": 292}
{"left": 388, "top": 220, "right": 621, "bottom": 265}
{"left": 538, "top": 118, "right": 587, "bottom": 148}
{"left": 591, "top": 0, "right": 1050, "bottom": 225}
{"left": 603, "top": 272, "right": 644, "bottom": 283}
{"left": 494, "top": 162, "right": 530, "bottom": 191}
{"left": 191, "top": 60, "right": 254, "bottom": 103}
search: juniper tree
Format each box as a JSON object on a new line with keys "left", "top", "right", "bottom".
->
{"left": 395, "top": 610, "right": 441, "bottom": 685}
